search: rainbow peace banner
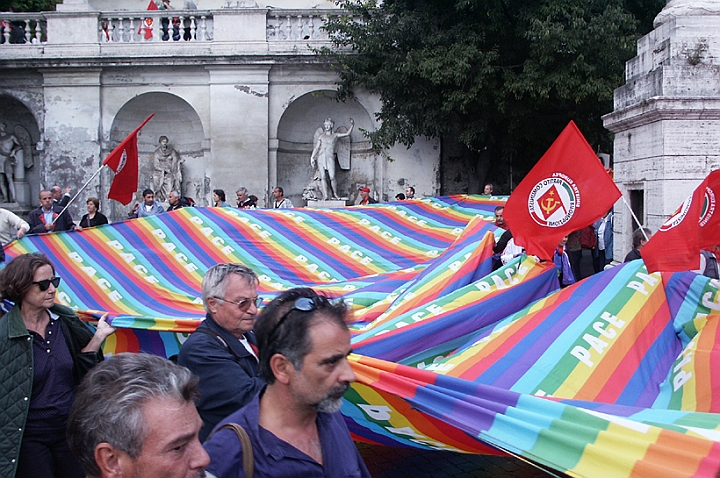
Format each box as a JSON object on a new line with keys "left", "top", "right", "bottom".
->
{"left": 5, "top": 195, "right": 720, "bottom": 477}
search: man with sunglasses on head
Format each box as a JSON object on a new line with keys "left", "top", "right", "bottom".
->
{"left": 204, "top": 287, "right": 370, "bottom": 478}
{"left": 178, "top": 263, "right": 266, "bottom": 441}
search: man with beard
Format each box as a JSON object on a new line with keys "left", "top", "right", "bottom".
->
{"left": 204, "top": 288, "right": 370, "bottom": 478}
{"left": 67, "top": 353, "right": 210, "bottom": 478}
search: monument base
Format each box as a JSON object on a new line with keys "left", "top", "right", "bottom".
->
{"left": 305, "top": 199, "right": 348, "bottom": 209}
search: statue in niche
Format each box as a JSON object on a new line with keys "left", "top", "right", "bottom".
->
{"left": 310, "top": 117, "right": 353, "bottom": 200}
{"left": 0, "top": 122, "right": 23, "bottom": 203}
{"left": 153, "top": 135, "right": 183, "bottom": 204}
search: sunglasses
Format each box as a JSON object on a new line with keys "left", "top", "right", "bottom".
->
{"left": 33, "top": 276, "right": 61, "bottom": 291}
{"left": 214, "top": 296, "right": 263, "bottom": 310}
{"left": 268, "top": 296, "right": 328, "bottom": 341}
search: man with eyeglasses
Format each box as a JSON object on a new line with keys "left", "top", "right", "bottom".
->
{"left": 204, "top": 287, "right": 370, "bottom": 478}
{"left": 178, "top": 263, "right": 266, "bottom": 441}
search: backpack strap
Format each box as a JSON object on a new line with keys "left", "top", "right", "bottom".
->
{"left": 207, "top": 423, "right": 254, "bottom": 478}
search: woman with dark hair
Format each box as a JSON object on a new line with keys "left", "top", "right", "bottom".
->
{"left": 0, "top": 253, "right": 116, "bottom": 478}
{"left": 213, "top": 189, "right": 227, "bottom": 207}
{"left": 76, "top": 197, "right": 108, "bottom": 231}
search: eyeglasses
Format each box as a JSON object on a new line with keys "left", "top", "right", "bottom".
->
{"left": 33, "top": 276, "right": 61, "bottom": 291}
{"left": 214, "top": 296, "right": 262, "bottom": 310}
{"left": 268, "top": 296, "right": 327, "bottom": 341}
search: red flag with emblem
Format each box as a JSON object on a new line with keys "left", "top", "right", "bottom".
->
{"left": 103, "top": 114, "right": 154, "bottom": 205}
{"left": 504, "top": 121, "right": 621, "bottom": 260}
{"left": 642, "top": 169, "right": 720, "bottom": 273}
{"left": 138, "top": 0, "right": 158, "bottom": 40}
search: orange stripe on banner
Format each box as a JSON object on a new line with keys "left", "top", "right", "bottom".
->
{"left": 629, "top": 429, "right": 716, "bottom": 478}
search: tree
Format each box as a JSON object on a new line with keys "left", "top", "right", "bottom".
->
{"left": 0, "top": 0, "right": 61, "bottom": 12}
{"left": 322, "top": 0, "right": 665, "bottom": 191}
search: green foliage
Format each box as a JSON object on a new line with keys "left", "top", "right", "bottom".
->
{"left": 322, "top": 0, "right": 664, "bottom": 178}
{"left": 0, "top": 0, "right": 61, "bottom": 12}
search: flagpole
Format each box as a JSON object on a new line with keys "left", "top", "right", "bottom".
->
{"left": 621, "top": 196, "right": 649, "bottom": 242}
{"left": 51, "top": 165, "right": 107, "bottom": 225}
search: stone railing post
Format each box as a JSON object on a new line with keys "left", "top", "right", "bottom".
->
{"left": 212, "top": 9, "right": 266, "bottom": 42}
{"left": 45, "top": 10, "right": 100, "bottom": 44}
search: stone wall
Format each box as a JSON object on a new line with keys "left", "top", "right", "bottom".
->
{"left": 603, "top": 10, "right": 720, "bottom": 260}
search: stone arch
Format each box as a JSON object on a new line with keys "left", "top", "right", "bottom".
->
{"left": 106, "top": 92, "right": 206, "bottom": 214}
{"left": 0, "top": 94, "right": 42, "bottom": 209}
{"left": 276, "top": 90, "right": 374, "bottom": 206}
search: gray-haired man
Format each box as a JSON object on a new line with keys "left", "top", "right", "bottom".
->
{"left": 178, "top": 263, "right": 266, "bottom": 441}
{"left": 67, "top": 353, "right": 209, "bottom": 478}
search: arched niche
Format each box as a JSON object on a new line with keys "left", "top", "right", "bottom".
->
{"left": 276, "top": 91, "right": 374, "bottom": 205}
{"left": 105, "top": 92, "right": 206, "bottom": 216}
{"left": 0, "top": 94, "right": 42, "bottom": 210}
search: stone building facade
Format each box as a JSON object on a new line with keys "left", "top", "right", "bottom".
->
{"left": 0, "top": 0, "right": 440, "bottom": 221}
{"left": 603, "top": 1, "right": 720, "bottom": 259}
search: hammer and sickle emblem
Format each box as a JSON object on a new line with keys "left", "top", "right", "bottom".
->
{"left": 541, "top": 197, "right": 560, "bottom": 216}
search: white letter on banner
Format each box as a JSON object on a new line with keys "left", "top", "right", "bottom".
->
{"left": 106, "top": 240, "right": 123, "bottom": 250}
{"left": 702, "top": 292, "right": 720, "bottom": 311}
{"left": 68, "top": 252, "right": 83, "bottom": 262}
{"left": 627, "top": 281, "right": 648, "bottom": 296}
{"left": 358, "top": 404, "right": 392, "bottom": 420}
{"left": 151, "top": 229, "right": 166, "bottom": 239}
{"left": 592, "top": 322, "right": 616, "bottom": 339}
{"left": 673, "top": 370, "right": 693, "bottom": 391}
{"left": 571, "top": 346, "right": 594, "bottom": 367}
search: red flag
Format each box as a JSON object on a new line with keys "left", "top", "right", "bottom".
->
{"left": 504, "top": 121, "right": 621, "bottom": 260}
{"left": 103, "top": 114, "right": 154, "bottom": 205}
{"left": 699, "top": 169, "right": 720, "bottom": 250}
{"left": 139, "top": 0, "right": 158, "bottom": 40}
{"left": 642, "top": 169, "right": 720, "bottom": 273}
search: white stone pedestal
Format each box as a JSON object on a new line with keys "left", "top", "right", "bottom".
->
{"left": 602, "top": 3, "right": 720, "bottom": 259}
{"left": 305, "top": 199, "right": 348, "bottom": 209}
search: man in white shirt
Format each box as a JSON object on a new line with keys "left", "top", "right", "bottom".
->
{"left": 272, "top": 186, "right": 293, "bottom": 209}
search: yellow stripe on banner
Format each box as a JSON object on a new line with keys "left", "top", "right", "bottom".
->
{"left": 552, "top": 276, "right": 664, "bottom": 400}
{"left": 569, "top": 412, "right": 658, "bottom": 478}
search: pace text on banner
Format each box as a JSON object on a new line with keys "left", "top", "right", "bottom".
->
{"left": 103, "top": 114, "right": 154, "bottom": 205}
{"left": 503, "top": 120, "right": 621, "bottom": 260}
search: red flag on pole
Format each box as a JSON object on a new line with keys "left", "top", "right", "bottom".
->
{"left": 103, "top": 114, "right": 154, "bottom": 205}
{"left": 642, "top": 169, "right": 720, "bottom": 273}
{"left": 138, "top": 0, "right": 158, "bottom": 40}
{"left": 503, "top": 121, "right": 621, "bottom": 260}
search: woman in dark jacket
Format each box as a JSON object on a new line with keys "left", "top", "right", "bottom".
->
{"left": 0, "top": 253, "right": 115, "bottom": 478}
{"left": 76, "top": 197, "right": 108, "bottom": 231}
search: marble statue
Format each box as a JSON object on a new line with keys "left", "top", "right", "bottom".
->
{"left": 310, "top": 117, "right": 354, "bottom": 200}
{"left": 0, "top": 123, "right": 22, "bottom": 203}
{"left": 153, "top": 135, "right": 183, "bottom": 204}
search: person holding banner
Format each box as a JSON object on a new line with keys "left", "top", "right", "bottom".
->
{"left": 27, "top": 190, "right": 76, "bottom": 234}
{"left": 0, "top": 253, "right": 115, "bottom": 478}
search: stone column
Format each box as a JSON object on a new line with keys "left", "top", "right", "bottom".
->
{"left": 41, "top": 69, "right": 102, "bottom": 218}
{"left": 207, "top": 65, "right": 270, "bottom": 207}
{"left": 602, "top": 1, "right": 720, "bottom": 260}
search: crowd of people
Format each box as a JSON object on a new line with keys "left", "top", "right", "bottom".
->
{"left": 0, "top": 253, "right": 370, "bottom": 478}
{"left": 0, "top": 176, "right": 718, "bottom": 477}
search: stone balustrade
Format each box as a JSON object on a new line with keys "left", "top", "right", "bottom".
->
{"left": 266, "top": 10, "right": 339, "bottom": 42}
{"left": 0, "top": 8, "right": 355, "bottom": 48}
{"left": 99, "top": 11, "right": 213, "bottom": 43}
{"left": 0, "top": 13, "right": 47, "bottom": 44}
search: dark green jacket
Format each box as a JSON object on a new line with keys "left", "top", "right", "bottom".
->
{"left": 0, "top": 303, "right": 103, "bottom": 477}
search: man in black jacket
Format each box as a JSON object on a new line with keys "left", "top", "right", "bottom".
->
{"left": 28, "top": 190, "right": 76, "bottom": 234}
{"left": 178, "top": 263, "right": 265, "bottom": 441}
